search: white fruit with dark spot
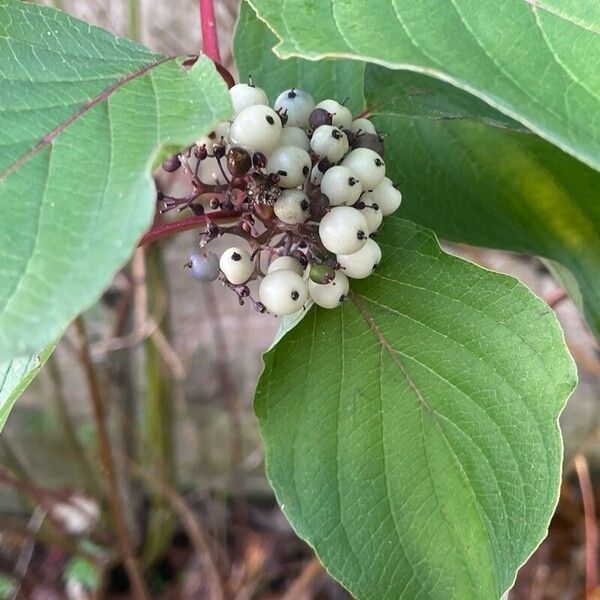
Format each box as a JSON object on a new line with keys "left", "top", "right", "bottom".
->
{"left": 337, "top": 238, "right": 382, "bottom": 279}
{"left": 370, "top": 177, "right": 402, "bottom": 216}
{"left": 348, "top": 118, "right": 377, "bottom": 136}
{"left": 320, "top": 166, "right": 363, "bottom": 206}
{"left": 229, "top": 83, "right": 268, "bottom": 116}
{"left": 318, "top": 206, "right": 368, "bottom": 254}
{"left": 229, "top": 105, "right": 282, "bottom": 154}
{"left": 310, "top": 163, "right": 325, "bottom": 186}
{"left": 357, "top": 192, "right": 383, "bottom": 234}
{"left": 315, "top": 99, "right": 353, "bottom": 129}
{"left": 274, "top": 189, "right": 310, "bottom": 224}
{"left": 196, "top": 121, "right": 230, "bottom": 150}
{"left": 308, "top": 271, "right": 349, "bottom": 309}
{"left": 280, "top": 126, "right": 311, "bottom": 151}
{"left": 219, "top": 247, "right": 254, "bottom": 284}
{"left": 259, "top": 270, "right": 308, "bottom": 316}
{"left": 267, "top": 146, "right": 311, "bottom": 188}
{"left": 268, "top": 256, "right": 304, "bottom": 277}
{"left": 197, "top": 157, "right": 228, "bottom": 185}
{"left": 310, "top": 125, "right": 349, "bottom": 162}
{"left": 274, "top": 88, "right": 315, "bottom": 127}
{"left": 342, "top": 148, "right": 386, "bottom": 189}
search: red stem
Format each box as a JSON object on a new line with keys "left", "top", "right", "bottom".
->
{"left": 199, "top": 0, "right": 222, "bottom": 64}
{"left": 575, "top": 455, "right": 599, "bottom": 598}
{"left": 138, "top": 211, "right": 238, "bottom": 247}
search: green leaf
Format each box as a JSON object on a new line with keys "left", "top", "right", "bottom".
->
{"left": 235, "top": 0, "right": 365, "bottom": 112}
{"left": 234, "top": 6, "right": 600, "bottom": 337}
{"left": 364, "top": 64, "right": 526, "bottom": 131}
{"left": 0, "top": 0, "right": 231, "bottom": 360}
{"left": 0, "top": 343, "right": 55, "bottom": 431}
{"left": 247, "top": 0, "right": 600, "bottom": 171}
{"left": 256, "top": 218, "right": 576, "bottom": 599}
{"left": 375, "top": 110, "right": 600, "bottom": 337}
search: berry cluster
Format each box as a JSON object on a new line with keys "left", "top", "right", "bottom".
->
{"left": 160, "top": 82, "right": 402, "bottom": 316}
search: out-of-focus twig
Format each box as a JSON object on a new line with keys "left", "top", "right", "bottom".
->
{"left": 280, "top": 557, "right": 324, "bottom": 600}
{"left": 201, "top": 284, "right": 246, "bottom": 528}
{"left": 574, "top": 454, "right": 599, "bottom": 599}
{"left": 133, "top": 464, "right": 224, "bottom": 600}
{"left": 46, "top": 354, "right": 101, "bottom": 496}
{"left": 74, "top": 316, "right": 149, "bottom": 600}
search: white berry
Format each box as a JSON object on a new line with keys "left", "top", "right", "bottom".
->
{"left": 357, "top": 192, "right": 383, "bottom": 234}
{"left": 280, "top": 126, "right": 310, "bottom": 151}
{"left": 319, "top": 206, "right": 368, "bottom": 254}
{"left": 274, "top": 189, "right": 310, "bottom": 224}
{"left": 310, "top": 125, "right": 349, "bottom": 162}
{"left": 189, "top": 251, "right": 220, "bottom": 282}
{"left": 219, "top": 247, "right": 254, "bottom": 284}
{"left": 308, "top": 270, "right": 349, "bottom": 309}
{"left": 310, "top": 163, "right": 325, "bottom": 186}
{"left": 259, "top": 270, "right": 308, "bottom": 316}
{"left": 197, "top": 156, "right": 228, "bottom": 185}
{"left": 371, "top": 177, "right": 402, "bottom": 216}
{"left": 274, "top": 88, "right": 315, "bottom": 127}
{"left": 267, "top": 145, "right": 311, "bottom": 188}
{"left": 268, "top": 255, "right": 305, "bottom": 277}
{"left": 348, "top": 118, "right": 377, "bottom": 136}
{"left": 196, "top": 121, "right": 230, "bottom": 149}
{"left": 229, "top": 83, "right": 268, "bottom": 116}
{"left": 229, "top": 105, "right": 282, "bottom": 154}
{"left": 337, "top": 238, "right": 382, "bottom": 279}
{"left": 342, "top": 148, "right": 386, "bottom": 189}
{"left": 315, "top": 99, "right": 352, "bottom": 129}
{"left": 320, "top": 166, "right": 363, "bottom": 206}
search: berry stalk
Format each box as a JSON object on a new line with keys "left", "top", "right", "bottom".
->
{"left": 138, "top": 210, "right": 238, "bottom": 247}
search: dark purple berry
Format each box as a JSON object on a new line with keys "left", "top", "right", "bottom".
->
{"left": 227, "top": 147, "right": 252, "bottom": 177}
{"left": 253, "top": 152, "right": 267, "bottom": 170}
{"left": 162, "top": 155, "right": 181, "bottom": 172}
{"left": 309, "top": 108, "right": 333, "bottom": 130}
{"left": 351, "top": 132, "right": 385, "bottom": 156}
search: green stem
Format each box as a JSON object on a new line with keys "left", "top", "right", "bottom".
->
{"left": 140, "top": 243, "right": 176, "bottom": 565}
{"left": 46, "top": 354, "right": 102, "bottom": 497}
{"left": 129, "top": 0, "right": 140, "bottom": 42}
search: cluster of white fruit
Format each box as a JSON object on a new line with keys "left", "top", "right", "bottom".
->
{"left": 183, "top": 81, "right": 402, "bottom": 317}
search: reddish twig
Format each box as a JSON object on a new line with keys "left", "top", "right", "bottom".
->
{"left": 199, "top": 0, "right": 222, "bottom": 64}
{"left": 545, "top": 288, "right": 568, "bottom": 309}
{"left": 138, "top": 211, "right": 239, "bottom": 247}
{"left": 574, "top": 454, "right": 599, "bottom": 599}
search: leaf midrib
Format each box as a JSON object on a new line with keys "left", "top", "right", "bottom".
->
{"left": 0, "top": 55, "right": 175, "bottom": 181}
{"left": 349, "top": 291, "right": 498, "bottom": 596}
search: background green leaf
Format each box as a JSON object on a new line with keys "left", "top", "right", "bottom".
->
{"left": 374, "top": 108, "right": 600, "bottom": 337}
{"left": 247, "top": 0, "right": 600, "bottom": 171}
{"left": 0, "top": 0, "right": 231, "bottom": 361}
{"left": 235, "top": 0, "right": 364, "bottom": 112}
{"left": 235, "top": 3, "right": 600, "bottom": 337}
{"left": 256, "top": 218, "right": 576, "bottom": 600}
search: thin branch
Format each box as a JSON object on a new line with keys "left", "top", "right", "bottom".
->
{"left": 574, "top": 454, "right": 599, "bottom": 599}
{"left": 138, "top": 210, "right": 238, "bottom": 247}
{"left": 280, "top": 557, "right": 324, "bottom": 600}
{"left": 133, "top": 465, "right": 225, "bottom": 600}
{"left": 199, "top": 0, "right": 222, "bottom": 63}
{"left": 74, "top": 316, "right": 150, "bottom": 600}
{"left": 46, "top": 354, "right": 102, "bottom": 497}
